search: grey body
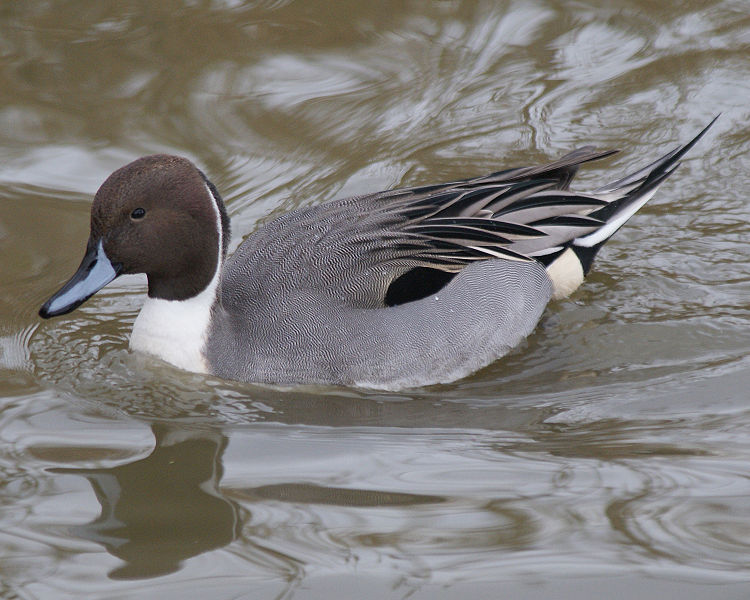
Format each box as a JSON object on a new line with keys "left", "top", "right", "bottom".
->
{"left": 211, "top": 225, "right": 551, "bottom": 387}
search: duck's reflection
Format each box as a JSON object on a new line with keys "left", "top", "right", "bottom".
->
{"left": 56, "top": 423, "right": 239, "bottom": 579}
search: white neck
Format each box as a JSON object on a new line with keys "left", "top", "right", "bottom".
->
{"left": 129, "top": 268, "right": 220, "bottom": 374}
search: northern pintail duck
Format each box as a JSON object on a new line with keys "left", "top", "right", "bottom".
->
{"left": 39, "top": 119, "right": 715, "bottom": 389}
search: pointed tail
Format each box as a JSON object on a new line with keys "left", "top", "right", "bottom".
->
{"left": 571, "top": 115, "right": 718, "bottom": 271}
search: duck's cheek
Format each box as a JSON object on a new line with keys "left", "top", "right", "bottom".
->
{"left": 103, "top": 237, "right": 151, "bottom": 276}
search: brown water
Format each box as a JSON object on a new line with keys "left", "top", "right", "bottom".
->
{"left": 2, "top": 1, "right": 750, "bottom": 598}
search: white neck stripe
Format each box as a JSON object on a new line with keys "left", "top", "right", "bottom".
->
{"left": 128, "top": 183, "right": 224, "bottom": 374}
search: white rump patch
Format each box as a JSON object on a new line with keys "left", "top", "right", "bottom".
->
{"left": 545, "top": 248, "right": 584, "bottom": 300}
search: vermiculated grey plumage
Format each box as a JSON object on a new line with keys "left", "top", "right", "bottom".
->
{"left": 206, "top": 119, "right": 716, "bottom": 388}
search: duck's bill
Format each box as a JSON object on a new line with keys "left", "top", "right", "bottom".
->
{"left": 39, "top": 239, "right": 122, "bottom": 319}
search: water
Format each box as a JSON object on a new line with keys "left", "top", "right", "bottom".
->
{"left": 1, "top": 1, "right": 750, "bottom": 598}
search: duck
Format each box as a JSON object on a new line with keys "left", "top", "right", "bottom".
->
{"left": 39, "top": 118, "right": 716, "bottom": 390}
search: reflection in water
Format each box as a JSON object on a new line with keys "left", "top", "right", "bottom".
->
{"left": 54, "top": 423, "right": 239, "bottom": 579}
{"left": 48, "top": 417, "right": 455, "bottom": 586}
{"left": 242, "top": 482, "right": 445, "bottom": 507}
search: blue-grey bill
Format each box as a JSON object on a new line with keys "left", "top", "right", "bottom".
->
{"left": 39, "top": 239, "right": 121, "bottom": 318}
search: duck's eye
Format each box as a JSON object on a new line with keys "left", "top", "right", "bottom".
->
{"left": 130, "top": 207, "right": 146, "bottom": 220}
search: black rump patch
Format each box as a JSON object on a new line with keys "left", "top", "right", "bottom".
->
{"left": 385, "top": 267, "right": 457, "bottom": 307}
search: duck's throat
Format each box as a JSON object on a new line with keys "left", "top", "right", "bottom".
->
{"left": 130, "top": 269, "right": 220, "bottom": 374}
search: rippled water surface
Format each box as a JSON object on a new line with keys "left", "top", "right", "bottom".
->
{"left": 2, "top": 1, "right": 750, "bottom": 598}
